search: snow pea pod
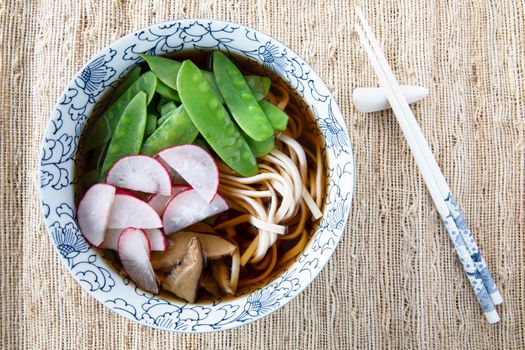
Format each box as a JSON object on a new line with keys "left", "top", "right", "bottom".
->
{"left": 145, "top": 113, "right": 158, "bottom": 137}
{"left": 244, "top": 131, "right": 275, "bottom": 157}
{"left": 100, "top": 91, "right": 148, "bottom": 179}
{"left": 177, "top": 60, "right": 257, "bottom": 177}
{"left": 156, "top": 97, "right": 170, "bottom": 114}
{"left": 85, "top": 71, "right": 156, "bottom": 151}
{"left": 193, "top": 137, "right": 211, "bottom": 152}
{"left": 159, "top": 101, "right": 177, "bottom": 119}
{"left": 203, "top": 71, "right": 270, "bottom": 102}
{"left": 155, "top": 78, "right": 181, "bottom": 102}
{"left": 111, "top": 66, "right": 141, "bottom": 102}
{"left": 202, "top": 71, "right": 224, "bottom": 104}
{"left": 141, "top": 105, "right": 199, "bottom": 156}
{"left": 213, "top": 51, "right": 273, "bottom": 142}
{"left": 260, "top": 100, "right": 289, "bottom": 131}
{"left": 140, "top": 54, "right": 181, "bottom": 90}
{"left": 245, "top": 75, "right": 271, "bottom": 101}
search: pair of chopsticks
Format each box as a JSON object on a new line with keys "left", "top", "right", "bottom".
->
{"left": 354, "top": 7, "right": 503, "bottom": 324}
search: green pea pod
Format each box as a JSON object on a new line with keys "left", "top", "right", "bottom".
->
{"left": 245, "top": 75, "right": 271, "bottom": 101}
{"left": 156, "top": 97, "right": 170, "bottom": 114}
{"left": 213, "top": 51, "right": 273, "bottom": 142}
{"left": 140, "top": 54, "right": 181, "bottom": 90}
{"left": 244, "top": 131, "right": 275, "bottom": 157}
{"left": 141, "top": 105, "right": 199, "bottom": 156}
{"left": 156, "top": 78, "right": 181, "bottom": 102}
{"left": 160, "top": 101, "right": 177, "bottom": 118}
{"left": 111, "top": 66, "right": 141, "bottom": 103}
{"left": 148, "top": 94, "right": 160, "bottom": 115}
{"left": 145, "top": 113, "right": 158, "bottom": 137}
{"left": 157, "top": 115, "right": 170, "bottom": 127}
{"left": 85, "top": 71, "right": 156, "bottom": 151}
{"left": 100, "top": 91, "right": 148, "bottom": 179}
{"left": 177, "top": 60, "right": 258, "bottom": 177}
{"left": 95, "top": 143, "right": 110, "bottom": 170}
{"left": 260, "top": 100, "right": 289, "bottom": 131}
{"left": 204, "top": 72, "right": 268, "bottom": 102}
{"left": 193, "top": 137, "right": 211, "bottom": 152}
{"left": 203, "top": 71, "right": 224, "bottom": 104}
{"left": 158, "top": 101, "right": 178, "bottom": 126}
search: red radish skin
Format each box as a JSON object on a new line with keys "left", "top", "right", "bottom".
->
{"left": 117, "top": 228, "right": 158, "bottom": 294}
{"left": 163, "top": 189, "right": 229, "bottom": 234}
{"left": 115, "top": 188, "right": 138, "bottom": 196}
{"left": 107, "top": 155, "right": 171, "bottom": 195}
{"left": 77, "top": 183, "right": 116, "bottom": 247}
{"left": 101, "top": 228, "right": 167, "bottom": 251}
{"left": 108, "top": 194, "right": 162, "bottom": 229}
{"left": 158, "top": 145, "right": 219, "bottom": 203}
{"left": 147, "top": 185, "right": 190, "bottom": 215}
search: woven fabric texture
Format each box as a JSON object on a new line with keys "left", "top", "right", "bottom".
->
{"left": 1, "top": 0, "right": 524, "bottom": 348}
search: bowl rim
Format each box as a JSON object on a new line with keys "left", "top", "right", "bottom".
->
{"left": 39, "top": 18, "right": 355, "bottom": 332}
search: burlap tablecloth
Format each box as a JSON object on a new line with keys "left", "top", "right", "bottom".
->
{"left": 1, "top": 0, "right": 524, "bottom": 348}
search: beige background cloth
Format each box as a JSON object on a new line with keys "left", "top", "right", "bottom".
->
{"left": 1, "top": 0, "right": 524, "bottom": 348}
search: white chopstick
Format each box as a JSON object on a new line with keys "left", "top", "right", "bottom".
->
{"left": 355, "top": 6, "right": 501, "bottom": 324}
{"left": 354, "top": 8, "right": 502, "bottom": 308}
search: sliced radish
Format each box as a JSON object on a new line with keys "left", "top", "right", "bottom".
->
{"left": 163, "top": 189, "right": 229, "bottom": 234}
{"left": 108, "top": 194, "right": 162, "bottom": 229}
{"left": 77, "top": 183, "right": 116, "bottom": 246}
{"left": 147, "top": 185, "right": 190, "bottom": 215}
{"left": 101, "top": 228, "right": 166, "bottom": 251}
{"left": 101, "top": 228, "right": 122, "bottom": 250}
{"left": 159, "top": 145, "right": 219, "bottom": 203}
{"left": 157, "top": 157, "right": 187, "bottom": 185}
{"left": 107, "top": 155, "right": 171, "bottom": 195}
{"left": 115, "top": 188, "right": 137, "bottom": 196}
{"left": 118, "top": 228, "right": 158, "bottom": 294}
{"left": 145, "top": 228, "right": 168, "bottom": 251}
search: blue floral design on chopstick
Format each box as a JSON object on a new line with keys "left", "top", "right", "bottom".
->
{"left": 444, "top": 193, "right": 501, "bottom": 300}
{"left": 441, "top": 215, "right": 495, "bottom": 313}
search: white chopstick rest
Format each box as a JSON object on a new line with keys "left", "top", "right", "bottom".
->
{"left": 355, "top": 6, "right": 502, "bottom": 324}
{"left": 353, "top": 85, "right": 428, "bottom": 113}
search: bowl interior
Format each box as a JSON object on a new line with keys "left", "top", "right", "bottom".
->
{"left": 40, "top": 19, "right": 354, "bottom": 332}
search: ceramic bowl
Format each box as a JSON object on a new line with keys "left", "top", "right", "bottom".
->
{"left": 39, "top": 19, "right": 354, "bottom": 332}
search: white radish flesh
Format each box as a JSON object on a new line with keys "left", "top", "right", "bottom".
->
{"left": 101, "top": 228, "right": 122, "bottom": 250}
{"left": 147, "top": 185, "right": 190, "bottom": 215}
{"left": 159, "top": 145, "right": 219, "bottom": 203}
{"left": 163, "top": 189, "right": 229, "bottom": 234}
{"left": 106, "top": 155, "right": 171, "bottom": 195}
{"left": 117, "top": 228, "right": 158, "bottom": 294}
{"left": 157, "top": 156, "right": 188, "bottom": 184}
{"left": 108, "top": 194, "right": 162, "bottom": 229}
{"left": 102, "top": 228, "right": 167, "bottom": 251}
{"left": 145, "top": 228, "right": 168, "bottom": 251}
{"left": 77, "top": 183, "right": 116, "bottom": 247}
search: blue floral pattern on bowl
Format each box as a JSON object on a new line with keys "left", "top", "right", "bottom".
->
{"left": 39, "top": 19, "right": 354, "bottom": 332}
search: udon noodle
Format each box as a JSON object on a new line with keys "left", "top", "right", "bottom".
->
{"left": 215, "top": 84, "right": 325, "bottom": 289}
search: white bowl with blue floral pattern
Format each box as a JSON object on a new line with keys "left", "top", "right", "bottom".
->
{"left": 39, "top": 19, "right": 354, "bottom": 332}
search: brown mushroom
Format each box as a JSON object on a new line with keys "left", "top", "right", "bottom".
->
{"left": 186, "top": 222, "right": 216, "bottom": 234}
{"left": 151, "top": 232, "right": 236, "bottom": 271}
{"left": 162, "top": 237, "right": 205, "bottom": 303}
{"left": 211, "top": 259, "right": 234, "bottom": 295}
{"left": 199, "top": 269, "right": 223, "bottom": 298}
